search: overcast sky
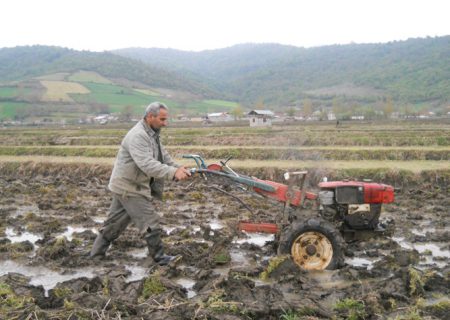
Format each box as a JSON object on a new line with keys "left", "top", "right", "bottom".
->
{"left": 1, "top": 0, "right": 448, "bottom": 52}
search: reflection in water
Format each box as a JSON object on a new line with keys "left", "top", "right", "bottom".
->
{"left": 124, "top": 264, "right": 148, "bottom": 283}
{"left": 235, "top": 232, "right": 274, "bottom": 246}
{"left": 128, "top": 248, "right": 148, "bottom": 259}
{"left": 0, "top": 260, "right": 149, "bottom": 295}
{"left": 60, "top": 226, "right": 97, "bottom": 241}
{"left": 92, "top": 216, "right": 106, "bottom": 224}
{"left": 209, "top": 219, "right": 224, "bottom": 230}
{"left": 5, "top": 227, "right": 42, "bottom": 243}
{"left": 345, "top": 257, "right": 379, "bottom": 270}
{"left": 392, "top": 237, "right": 450, "bottom": 257}
{"left": 0, "top": 260, "right": 96, "bottom": 296}
{"left": 175, "top": 278, "right": 197, "bottom": 298}
{"left": 392, "top": 236, "right": 450, "bottom": 268}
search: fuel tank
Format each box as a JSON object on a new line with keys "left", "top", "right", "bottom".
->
{"left": 318, "top": 181, "right": 394, "bottom": 204}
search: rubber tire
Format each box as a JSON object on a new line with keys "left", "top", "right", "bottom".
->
{"left": 278, "top": 218, "right": 345, "bottom": 270}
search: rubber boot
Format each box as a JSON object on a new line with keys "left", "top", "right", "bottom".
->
{"left": 89, "top": 233, "right": 111, "bottom": 258}
{"left": 145, "top": 229, "right": 180, "bottom": 266}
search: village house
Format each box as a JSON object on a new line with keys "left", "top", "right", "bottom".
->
{"left": 248, "top": 110, "right": 274, "bottom": 127}
{"left": 206, "top": 112, "right": 233, "bottom": 122}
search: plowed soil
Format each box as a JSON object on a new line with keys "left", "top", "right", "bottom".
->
{"left": 0, "top": 163, "right": 448, "bottom": 319}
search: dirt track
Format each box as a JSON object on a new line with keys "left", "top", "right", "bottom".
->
{"left": 0, "top": 163, "right": 449, "bottom": 319}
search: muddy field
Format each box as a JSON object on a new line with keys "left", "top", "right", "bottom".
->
{"left": 0, "top": 163, "right": 449, "bottom": 319}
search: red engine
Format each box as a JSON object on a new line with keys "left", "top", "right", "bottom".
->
{"left": 318, "top": 181, "right": 394, "bottom": 204}
{"left": 318, "top": 181, "right": 394, "bottom": 230}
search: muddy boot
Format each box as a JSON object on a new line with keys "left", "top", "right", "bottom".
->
{"left": 145, "top": 229, "right": 181, "bottom": 266}
{"left": 89, "top": 233, "right": 110, "bottom": 258}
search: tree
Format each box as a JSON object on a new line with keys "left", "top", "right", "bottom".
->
{"left": 91, "top": 103, "right": 110, "bottom": 115}
{"left": 383, "top": 96, "right": 394, "bottom": 118}
{"left": 332, "top": 97, "right": 343, "bottom": 119}
{"left": 120, "top": 105, "right": 134, "bottom": 122}
{"left": 231, "top": 104, "right": 244, "bottom": 120}
{"left": 287, "top": 107, "right": 296, "bottom": 117}
{"left": 303, "top": 99, "right": 313, "bottom": 118}
{"left": 255, "top": 99, "right": 265, "bottom": 109}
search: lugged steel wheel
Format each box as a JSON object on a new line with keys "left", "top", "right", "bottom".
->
{"left": 290, "top": 231, "right": 333, "bottom": 270}
{"left": 278, "top": 218, "right": 345, "bottom": 270}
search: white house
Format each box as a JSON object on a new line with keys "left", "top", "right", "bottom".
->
{"left": 206, "top": 112, "right": 233, "bottom": 122}
{"left": 248, "top": 110, "right": 274, "bottom": 127}
{"left": 327, "top": 112, "right": 336, "bottom": 121}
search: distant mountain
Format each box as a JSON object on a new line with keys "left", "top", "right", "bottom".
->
{"left": 1, "top": 37, "right": 449, "bottom": 122}
{"left": 114, "top": 36, "right": 450, "bottom": 106}
{"left": 0, "top": 45, "right": 214, "bottom": 96}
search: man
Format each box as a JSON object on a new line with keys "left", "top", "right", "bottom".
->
{"left": 90, "top": 102, "right": 191, "bottom": 265}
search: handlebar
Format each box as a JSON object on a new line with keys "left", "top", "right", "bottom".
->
{"left": 182, "top": 154, "right": 207, "bottom": 169}
{"left": 220, "top": 156, "right": 233, "bottom": 166}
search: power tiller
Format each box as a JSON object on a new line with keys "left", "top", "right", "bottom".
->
{"left": 185, "top": 155, "right": 394, "bottom": 270}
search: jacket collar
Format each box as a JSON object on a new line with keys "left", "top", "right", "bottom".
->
{"left": 140, "top": 119, "right": 160, "bottom": 137}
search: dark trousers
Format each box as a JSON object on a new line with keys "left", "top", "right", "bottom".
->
{"left": 100, "top": 193, "right": 160, "bottom": 242}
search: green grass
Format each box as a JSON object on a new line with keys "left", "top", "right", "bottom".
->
{"left": 68, "top": 71, "right": 112, "bottom": 84}
{"left": 0, "top": 86, "right": 19, "bottom": 98}
{"left": 185, "top": 100, "right": 237, "bottom": 113}
{"left": 71, "top": 82, "right": 154, "bottom": 107}
{"left": 70, "top": 82, "right": 184, "bottom": 114}
{"left": 203, "top": 99, "right": 239, "bottom": 108}
{"left": 0, "top": 102, "right": 29, "bottom": 119}
{"left": 0, "top": 156, "right": 448, "bottom": 173}
{"left": 1, "top": 145, "right": 448, "bottom": 161}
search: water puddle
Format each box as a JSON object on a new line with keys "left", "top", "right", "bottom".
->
{"left": 5, "top": 227, "right": 43, "bottom": 243}
{"left": 393, "top": 236, "right": 450, "bottom": 267}
{"left": 174, "top": 277, "right": 196, "bottom": 298}
{"left": 209, "top": 218, "right": 224, "bottom": 230}
{"left": 124, "top": 264, "right": 148, "bottom": 283}
{"left": 411, "top": 227, "right": 436, "bottom": 236}
{"left": 392, "top": 237, "right": 450, "bottom": 258}
{"left": 162, "top": 225, "right": 177, "bottom": 235}
{"left": 230, "top": 249, "right": 252, "bottom": 266}
{"left": 235, "top": 232, "right": 274, "bottom": 246}
{"left": 308, "top": 270, "right": 352, "bottom": 289}
{"left": 0, "top": 260, "right": 96, "bottom": 296}
{"left": 60, "top": 226, "right": 97, "bottom": 241}
{"left": 345, "top": 257, "right": 379, "bottom": 270}
{"left": 128, "top": 248, "right": 148, "bottom": 259}
{"left": 92, "top": 216, "right": 105, "bottom": 224}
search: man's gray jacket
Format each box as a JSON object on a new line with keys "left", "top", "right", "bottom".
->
{"left": 108, "top": 119, "right": 179, "bottom": 199}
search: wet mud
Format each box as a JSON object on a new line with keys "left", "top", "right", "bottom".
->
{"left": 0, "top": 163, "right": 449, "bottom": 319}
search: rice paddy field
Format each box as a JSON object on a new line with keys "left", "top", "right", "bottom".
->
{"left": 0, "top": 119, "right": 449, "bottom": 319}
{"left": 0, "top": 120, "right": 448, "bottom": 180}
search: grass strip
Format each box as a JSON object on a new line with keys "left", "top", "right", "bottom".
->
{"left": 0, "top": 156, "right": 448, "bottom": 173}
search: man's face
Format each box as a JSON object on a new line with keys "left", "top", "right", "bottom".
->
{"left": 146, "top": 108, "right": 169, "bottom": 130}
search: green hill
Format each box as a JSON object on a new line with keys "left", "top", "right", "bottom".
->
{"left": 0, "top": 46, "right": 231, "bottom": 121}
{"left": 1, "top": 37, "right": 449, "bottom": 122}
{"left": 115, "top": 36, "right": 450, "bottom": 108}
{"left": 0, "top": 46, "right": 215, "bottom": 95}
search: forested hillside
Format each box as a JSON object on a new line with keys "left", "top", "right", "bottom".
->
{"left": 0, "top": 37, "right": 449, "bottom": 122}
{"left": 115, "top": 36, "right": 450, "bottom": 107}
{"left": 0, "top": 46, "right": 213, "bottom": 96}
{"left": 0, "top": 46, "right": 229, "bottom": 121}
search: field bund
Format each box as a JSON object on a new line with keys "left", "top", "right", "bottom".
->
{"left": 0, "top": 120, "right": 449, "bottom": 187}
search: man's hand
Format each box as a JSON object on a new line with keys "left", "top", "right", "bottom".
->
{"left": 174, "top": 166, "right": 191, "bottom": 181}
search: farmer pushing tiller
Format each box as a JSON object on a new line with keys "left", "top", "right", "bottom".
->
{"left": 90, "top": 101, "right": 394, "bottom": 270}
{"left": 185, "top": 154, "right": 395, "bottom": 270}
